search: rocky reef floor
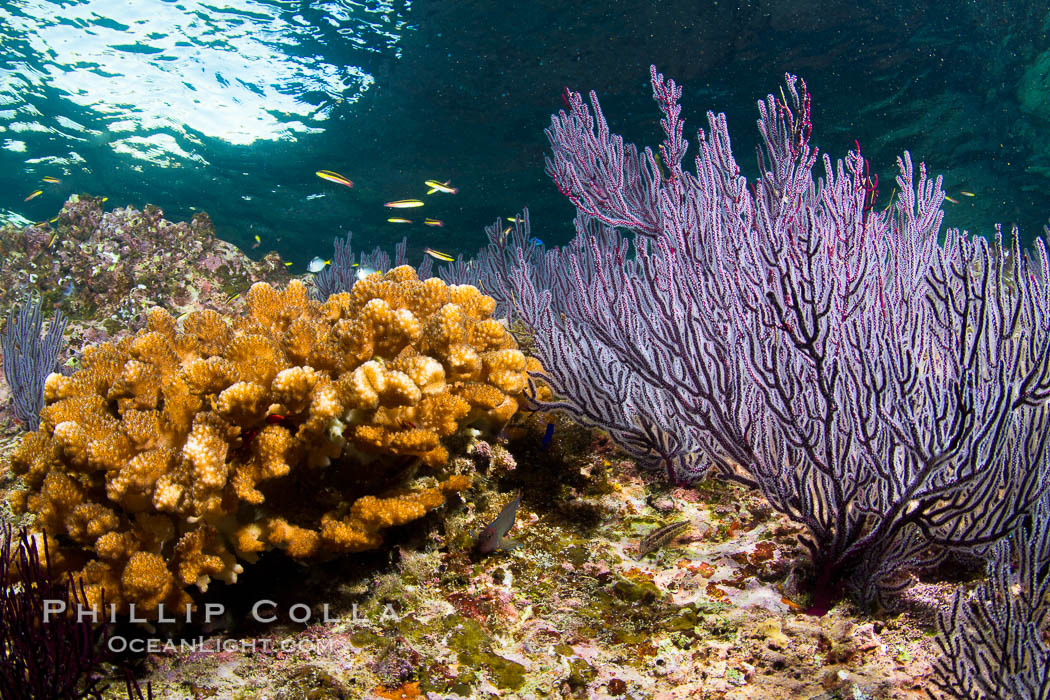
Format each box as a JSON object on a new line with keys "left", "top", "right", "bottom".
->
{"left": 2, "top": 419, "right": 950, "bottom": 699}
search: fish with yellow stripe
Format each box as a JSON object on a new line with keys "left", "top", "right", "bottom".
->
{"left": 424, "top": 248, "right": 455, "bottom": 262}
{"left": 315, "top": 170, "right": 354, "bottom": 188}
{"left": 425, "top": 179, "right": 458, "bottom": 195}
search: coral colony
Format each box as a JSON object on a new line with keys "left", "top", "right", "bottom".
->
{"left": 0, "top": 195, "right": 288, "bottom": 337}
{"left": 1, "top": 65, "right": 1049, "bottom": 696}
{"left": 5, "top": 272, "right": 531, "bottom": 616}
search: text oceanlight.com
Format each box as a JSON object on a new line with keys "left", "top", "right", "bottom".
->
{"left": 107, "top": 637, "right": 349, "bottom": 654}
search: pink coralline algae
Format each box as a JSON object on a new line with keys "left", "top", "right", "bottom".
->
{"left": 467, "top": 439, "right": 518, "bottom": 473}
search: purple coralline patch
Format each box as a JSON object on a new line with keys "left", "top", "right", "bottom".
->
{"left": 200, "top": 254, "right": 225, "bottom": 272}
{"left": 0, "top": 195, "right": 289, "bottom": 327}
{"left": 467, "top": 438, "right": 518, "bottom": 474}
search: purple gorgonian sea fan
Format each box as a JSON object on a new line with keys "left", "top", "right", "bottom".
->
{"left": 930, "top": 494, "right": 1050, "bottom": 698}
{"left": 312, "top": 232, "right": 433, "bottom": 300}
{"left": 2, "top": 295, "right": 68, "bottom": 429}
{"left": 1, "top": 526, "right": 112, "bottom": 699}
{"left": 438, "top": 209, "right": 550, "bottom": 325}
{"left": 508, "top": 65, "right": 1050, "bottom": 606}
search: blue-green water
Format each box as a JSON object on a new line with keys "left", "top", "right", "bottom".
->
{"left": 2, "top": 0, "right": 1049, "bottom": 269}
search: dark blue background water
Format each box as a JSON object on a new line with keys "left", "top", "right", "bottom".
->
{"left": 2, "top": 0, "right": 1049, "bottom": 269}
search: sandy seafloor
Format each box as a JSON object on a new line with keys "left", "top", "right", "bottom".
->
{"left": 0, "top": 199, "right": 949, "bottom": 700}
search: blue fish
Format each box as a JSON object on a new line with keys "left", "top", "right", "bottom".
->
{"left": 540, "top": 422, "right": 555, "bottom": 450}
{"left": 530, "top": 237, "right": 544, "bottom": 247}
{"left": 476, "top": 491, "right": 522, "bottom": 554}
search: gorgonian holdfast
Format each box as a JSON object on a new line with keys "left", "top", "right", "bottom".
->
{"left": 507, "top": 65, "right": 1050, "bottom": 606}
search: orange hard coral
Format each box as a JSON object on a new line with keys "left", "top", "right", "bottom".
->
{"left": 6, "top": 268, "right": 530, "bottom": 616}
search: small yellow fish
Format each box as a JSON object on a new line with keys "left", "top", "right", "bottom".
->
{"left": 960, "top": 190, "right": 975, "bottom": 197}
{"left": 387, "top": 217, "right": 412, "bottom": 224}
{"left": 254, "top": 234, "right": 261, "bottom": 243}
{"left": 424, "top": 247, "right": 455, "bottom": 262}
{"left": 385, "top": 199, "right": 424, "bottom": 208}
{"left": 944, "top": 195, "right": 959, "bottom": 204}
{"left": 316, "top": 169, "right": 353, "bottom": 188}
{"left": 502, "top": 226, "right": 512, "bottom": 236}
{"left": 41, "top": 176, "right": 60, "bottom": 183}
{"left": 100, "top": 197, "right": 108, "bottom": 203}
{"left": 424, "top": 218, "right": 444, "bottom": 227}
{"left": 284, "top": 261, "right": 293, "bottom": 266}
{"left": 229, "top": 293, "right": 241, "bottom": 301}
{"left": 46, "top": 233, "right": 59, "bottom": 249}
{"left": 507, "top": 216, "right": 519, "bottom": 223}
{"left": 48, "top": 215, "right": 59, "bottom": 223}
{"left": 24, "top": 190, "right": 42, "bottom": 201}
{"left": 425, "top": 179, "right": 458, "bottom": 195}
